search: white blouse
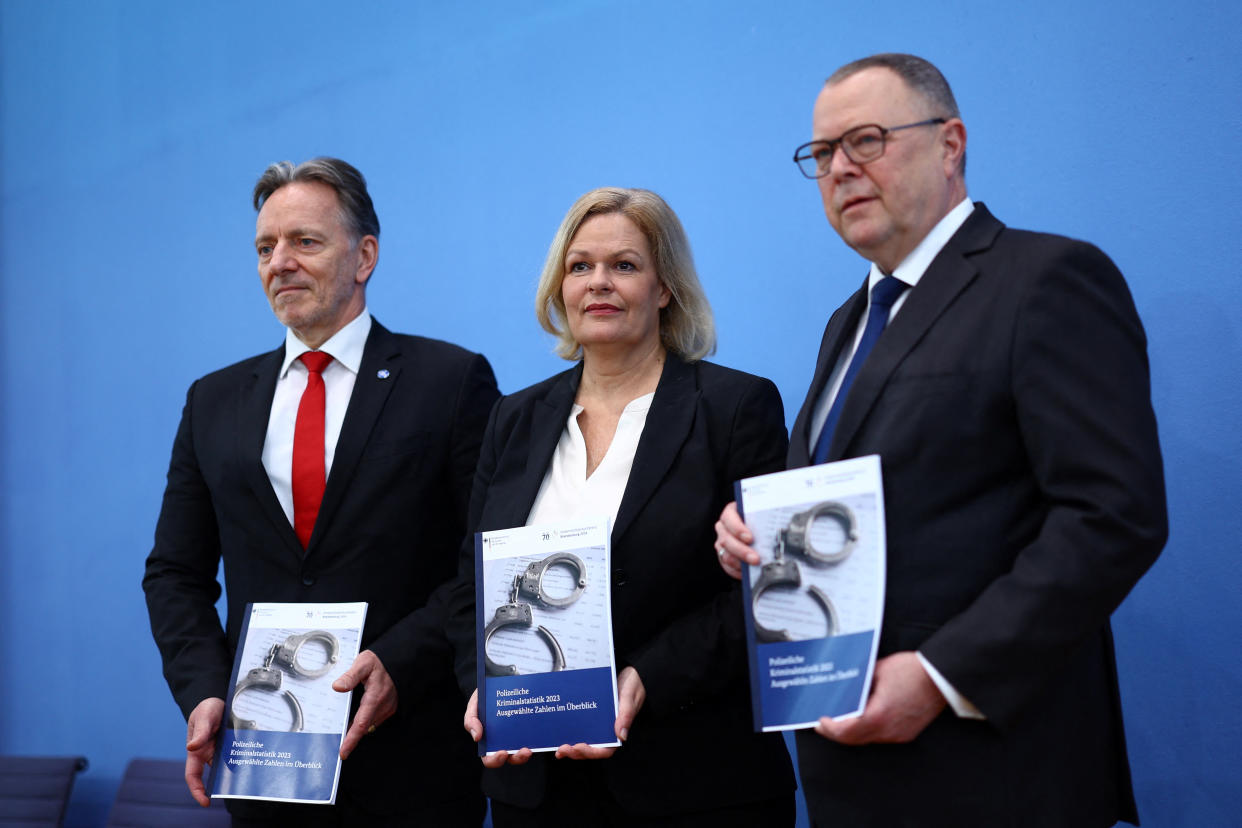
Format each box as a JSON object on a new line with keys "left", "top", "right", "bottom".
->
{"left": 526, "top": 392, "right": 656, "bottom": 528}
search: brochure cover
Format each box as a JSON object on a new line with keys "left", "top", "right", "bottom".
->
{"left": 475, "top": 517, "right": 619, "bottom": 755}
{"left": 736, "top": 455, "right": 886, "bottom": 731}
{"left": 210, "top": 601, "right": 367, "bottom": 804}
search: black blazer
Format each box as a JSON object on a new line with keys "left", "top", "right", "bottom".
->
{"left": 143, "top": 319, "right": 499, "bottom": 816}
{"left": 789, "top": 205, "right": 1167, "bottom": 827}
{"left": 448, "top": 355, "right": 796, "bottom": 817}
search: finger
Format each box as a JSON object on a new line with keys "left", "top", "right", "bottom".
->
{"left": 816, "top": 712, "right": 876, "bottom": 746}
{"left": 185, "top": 713, "right": 212, "bottom": 751}
{"left": 615, "top": 702, "right": 636, "bottom": 742}
{"left": 556, "top": 742, "right": 617, "bottom": 760}
{"left": 464, "top": 711, "right": 484, "bottom": 742}
{"left": 464, "top": 689, "right": 484, "bottom": 742}
{"left": 185, "top": 753, "right": 210, "bottom": 807}
{"left": 339, "top": 718, "right": 367, "bottom": 760}
{"left": 331, "top": 665, "right": 360, "bottom": 692}
{"left": 340, "top": 683, "right": 395, "bottom": 760}
{"left": 715, "top": 540, "right": 743, "bottom": 579}
{"left": 721, "top": 502, "right": 754, "bottom": 544}
{"left": 715, "top": 512, "right": 760, "bottom": 566}
{"left": 502, "top": 747, "right": 533, "bottom": 766}
{"left": 332, "top": 649, "right": 376, "bottom": 693}
{"left": 481, "top": 749, "right": 510, "bottom": 769}
{"left": 815, "top": 715, "right": 850, "bottom": 743}
{"left": 614, "top": 668, "right": 646, "bottom": 742}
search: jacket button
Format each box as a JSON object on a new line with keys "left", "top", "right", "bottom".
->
{"left": 302, "top": 574, "right": 316, "bottom": 587}
{"left": 613, "top": 568, "right": 627, "bottom": 586}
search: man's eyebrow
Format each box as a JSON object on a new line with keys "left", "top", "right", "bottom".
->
{"left": 255, "top": 226, "right": 318, "bottom": 245}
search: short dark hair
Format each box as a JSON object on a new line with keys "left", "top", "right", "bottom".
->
{"left": 827, "top": 54, "right": 964, "bottom": 174}
{"left": 827, "top": 53, "right": 960, "bottom": 119}
{"left": 252, "top": 157, "right": 380, "bottom": 240}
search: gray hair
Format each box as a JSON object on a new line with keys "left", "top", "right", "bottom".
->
{"left": 828, "top": 53, "right": 965, "bottom": 173}
{"left": 535, "top": 187, "right": 716, "bottom": 362}
{"left": 252, "top": 157, "right": 380, "bottom": 240}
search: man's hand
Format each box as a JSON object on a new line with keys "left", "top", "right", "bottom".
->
{"left": 464, "top": 688, "right": 534, "bottom": 768}
{"left": 185, "top": 697, "right": 225, "bottom": 807}
{"left": 332, "top": 649, "right": 398, "bottom": 759}
{"left": 814, "top": 651, "right": 946, "bottom": 745}
{"left": 714, "top": 501, "right": 760, "bottom": 580}
{"left": 555, "top": 666, "right": 646, "bottom": 760}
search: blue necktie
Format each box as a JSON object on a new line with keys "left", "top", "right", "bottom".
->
{"left": 812, "top": 276, "right": 909, "bottom": 464}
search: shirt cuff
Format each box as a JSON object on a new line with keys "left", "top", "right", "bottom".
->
{"left": 916, "top": 651, "right": 985, "bottom": 720}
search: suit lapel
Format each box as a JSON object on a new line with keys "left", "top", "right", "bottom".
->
{"left": 309, "top": 319, "right": 400, "bottom": 552}
{"left": 789, "top": 284, "right": 867, "bottom": 467}
{"left": 613, "top": 356, "right": 697, "bottom": 541}
{"left": 239, "top": 344, "right": 305, "bottom": 557}
{"left": 826, "top": 204, "right": 1005, "bottom": 460}
{"left": 503, "top": 365, "right": 582, "bottom": 529}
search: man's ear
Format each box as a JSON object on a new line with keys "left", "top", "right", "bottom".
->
{"left": 355, "top": 235, "right": 379, "bottom": 285}
{"left": 941, "top": 118, "right": 967, "bottom": 178}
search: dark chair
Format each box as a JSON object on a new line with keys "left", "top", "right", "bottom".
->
{"left": 0, "top": 755, "right": 88, "bottom": 828}
{"left": 105, "top": 758, "right": 229, "bottom": 827}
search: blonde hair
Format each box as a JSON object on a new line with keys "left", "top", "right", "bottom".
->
{"left": 535, "top": 187, "right": 715, "bottom": 361}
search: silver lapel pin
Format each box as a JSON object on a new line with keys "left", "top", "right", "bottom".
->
{"left": 376, "top": 369, "right": 390, "bottom": 379}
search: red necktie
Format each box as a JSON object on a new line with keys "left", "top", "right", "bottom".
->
{"left": 293, "top": 351, "right": 334, "bottom": 548}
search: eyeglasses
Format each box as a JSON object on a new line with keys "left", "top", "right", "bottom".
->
{"left": 792, "top": 118, "right": 946, "bottom": 179}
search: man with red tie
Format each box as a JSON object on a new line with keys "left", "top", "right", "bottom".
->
{"left": 144, "top": 157, "right": 498, "bottom": 826}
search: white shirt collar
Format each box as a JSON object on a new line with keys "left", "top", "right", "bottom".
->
{"left": 868, "top": 198, "right": 975, "bottom": 290}
{"left": 278, "top": 308, "right": 372, "bottom": 377}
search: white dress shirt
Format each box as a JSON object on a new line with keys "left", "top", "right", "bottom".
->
{"left": 807, "top": 199, "right": 985, "bottom": 720}
{"left": 808, "top": 198, "right": 976, "bottom": 447}
{"left": 261, "top": 309, "right": 372, "bottom": 529}
{"left": 526, "top": 392, "right": 655, "bottom": 528}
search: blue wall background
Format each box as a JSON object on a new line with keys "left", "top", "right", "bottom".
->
{"left": 2, "top": 2, "right": 1238, "bottom": 825}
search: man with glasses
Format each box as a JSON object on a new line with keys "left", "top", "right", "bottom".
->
{"left": 716, "top": 54, "right": 1166, "bottom": 826}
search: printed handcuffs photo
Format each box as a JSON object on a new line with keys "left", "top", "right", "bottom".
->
{"left": 753, "top": 502, "right": 857, "bottom": 643}
{"left": 484, "top": 552, "right": 587, "bottom": 676}
{"left": 228, "top": 630, "right": 341, "bottom": 732}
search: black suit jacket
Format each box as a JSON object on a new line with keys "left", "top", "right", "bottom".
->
{"left": 143, "top": 319, "right": 499, "bottom": 816}
{"left": 789, "top": 205, "right": 1167, "bottom": 827}
{"left": 448, "top": 355, "right": 796, "bottom": 817}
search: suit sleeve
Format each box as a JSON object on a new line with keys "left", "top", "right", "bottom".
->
{"left": 626, "top": 376, "right": 788, "bottom": 717}
{"left": 446, "top": 354, "right": 501, "bottom": 532}
{"left": 142, "top": 381, "right": 233, "bottom": 719}
{"left": 444, "top": 396, "right": 507, "bottom": 697}
{"left": 919, "top": 242, "right": 1167, "bottom": 727}
{"left": 367, "top": 353, "right": 499, "bottom": 702}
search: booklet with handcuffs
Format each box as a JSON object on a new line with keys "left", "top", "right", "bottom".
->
{"left": 737, "top": 456, "right": 886, "bottom": 731}
{"left": 210, "top": 601, "right": 366, "bottom": 804}
{"left": 475, "top": 516, "right": 619, "bottom": 755}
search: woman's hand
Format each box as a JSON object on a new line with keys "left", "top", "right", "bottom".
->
{"left": 464, "top": 687, "right": 534, "bottom": 768}
{"left": 555, "top": 666, "right": 646, "bottom": 760}
{"left": 715, "top": 501, "right": 760, "bottom": 580}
